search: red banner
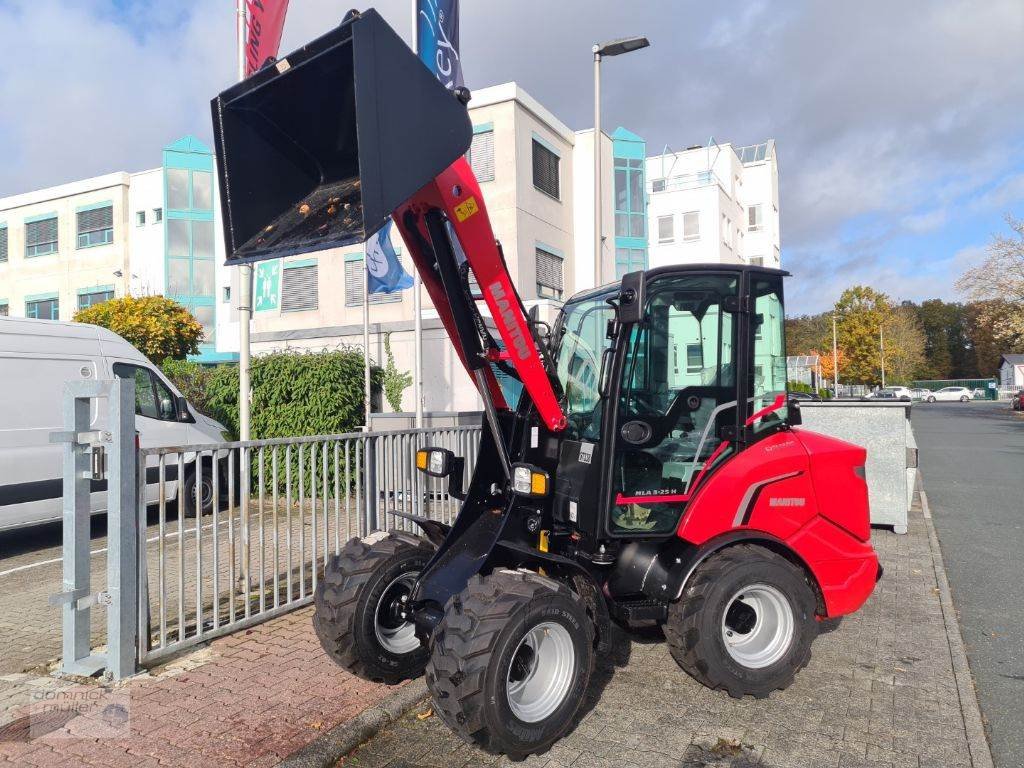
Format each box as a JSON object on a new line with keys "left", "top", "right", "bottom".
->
{"left": 245, "top": 0, "right": 290, "bottom": 77}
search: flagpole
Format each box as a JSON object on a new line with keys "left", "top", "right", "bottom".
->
{"left": 237, "top": 0, "right": 253, "bottom": 443}
{"left": 411, "top": 0, "right": 424, "bottom": 429}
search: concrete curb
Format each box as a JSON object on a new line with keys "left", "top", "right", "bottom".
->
{"left": 278, "top": 680, "right": 429, "bottom": 768}
{"left": 920, "top": 485, "right": 994, "bottom": 768}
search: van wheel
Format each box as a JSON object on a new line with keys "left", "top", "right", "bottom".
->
{"left": 664, "top": 544, "right": 817, "bottom": 699}
{"left": 181, "top": 468, "right": 215, "bottom": 517}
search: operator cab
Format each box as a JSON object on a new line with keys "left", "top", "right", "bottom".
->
{"left": 548, "top": 265, "right": 790, "bottom": 543}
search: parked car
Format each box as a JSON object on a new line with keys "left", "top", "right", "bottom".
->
{"left": 910, "top": 388, "right": 932, "bottom": 401}
{"left": 787, "top": 391, "right": 821, "bottom": 401}
{"left": 862, "top": 386, "right": 912, "bottom": 402}
{"left": 923, "top": 386, "right": 973, "bottom": 403}
{"left": 0, "top": 316, "right": 230, "bottom": 531}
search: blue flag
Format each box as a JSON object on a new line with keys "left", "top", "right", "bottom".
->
{"left": 417, "top": 0, "right": 463, "bottom": 90}
{"left": 366, "top": 220, "right": 414, "bottom": 295}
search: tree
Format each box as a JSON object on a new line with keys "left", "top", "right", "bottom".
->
{"left": 882, "top": 305, "right": 926, "bottom": 384}
{"left": 956, "top": 216, "right": 1024, "bottom": 346}
{"left": 963, "top": 299, "right": 1022, "bottom": 377}
{"left": 74, "top": 295, "right": 203, "bottom": 365}
{"left": 785, "top": 313, "right": 831, "bottom": 357}
{"left": 832, "top": 286, "right": 926, "bottom": 385}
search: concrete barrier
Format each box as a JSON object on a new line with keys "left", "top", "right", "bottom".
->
{"left": 798, "top": 401, "right": 913, "bottom": 534}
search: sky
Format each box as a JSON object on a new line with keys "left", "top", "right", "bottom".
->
{"left": 1, "top": 0, "right": 1022, "bottom": 314}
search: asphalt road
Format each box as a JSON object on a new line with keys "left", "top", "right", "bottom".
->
{"left": 914, "top": 400, "right": 1024, "bottom": 768}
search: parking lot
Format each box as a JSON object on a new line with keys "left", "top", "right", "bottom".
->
{"left": 914, "top": 400, "right": 1024, "bottom": 768}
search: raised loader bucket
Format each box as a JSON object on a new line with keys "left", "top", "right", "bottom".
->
{"left": 211, "top": 8, "right": 472, "bottom": 265}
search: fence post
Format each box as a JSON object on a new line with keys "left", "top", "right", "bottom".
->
{"left": 106, "top": 376, "right": 138, "bottom": 680}
{"left": 49, "top": 378, "right": 138, "bottom": 679}
{"left": 364, "top": 434, "right": 379, "bottom": 532}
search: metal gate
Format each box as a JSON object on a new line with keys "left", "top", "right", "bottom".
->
{"left": 136, "top": 426, "right": 480, "bottom": 666}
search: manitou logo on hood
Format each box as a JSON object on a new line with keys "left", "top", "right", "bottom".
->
{"left": 488, "top": 281, "right": 531, "bottom": 361}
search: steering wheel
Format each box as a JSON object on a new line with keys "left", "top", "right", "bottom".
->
{"left": 620, "top": 386, "right": 725, "bottom": 449}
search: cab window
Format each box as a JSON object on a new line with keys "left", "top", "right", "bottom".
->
{"left": 750, "top": 275, "right": 787, "bottom": 433}
{"left": 610, "top": 273, "right": 738, "bottom": 534}
{"left": 555, "top": 290, "right": 617, "bottom": 442}
{"left": 113, "top": 363, "right": 177, "bottom": 421}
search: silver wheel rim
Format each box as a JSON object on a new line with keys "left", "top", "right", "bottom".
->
{"left": 506, "top": 621, "right": 575, "bottom": 723}
{"left": 721, "top": 583, "right": 794, "bottom": 669}
{"left": 374, "top": 573, "right": 420, "bottom": 655}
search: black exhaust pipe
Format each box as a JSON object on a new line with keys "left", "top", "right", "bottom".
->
{"left": 211, "top": 8, "right": 472, "bottom": 265}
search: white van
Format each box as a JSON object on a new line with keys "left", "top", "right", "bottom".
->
{"left": 0, "top": 316, "right": 230, "bottom": 531}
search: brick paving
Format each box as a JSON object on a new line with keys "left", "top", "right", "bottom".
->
{"left": 340, "top": 502, "right": 989, "bottom": 768}
{"left": 0, "top": 606, "right": 397, "bottom": 768}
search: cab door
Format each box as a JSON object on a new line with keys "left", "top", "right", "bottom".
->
{"left": 603, "top": 272, "right": 743, "bottom": 537}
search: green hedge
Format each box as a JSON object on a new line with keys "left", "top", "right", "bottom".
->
{"left": 162, "top": 349, "right": 383, "bottom": 440}
{"left": 787, "top": 380, "right": 831, "bottom": 399}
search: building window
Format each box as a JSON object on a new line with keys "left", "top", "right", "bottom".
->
{"left": 153, "top": 207, "right": 163, "bottom": 223}
{"left": 721, "top": 215, "right": 731, "bottom": 247}
{"left": 686, "top": 343, "right": 703, "bottom": 373}
{"left": 167, "top": 168, "right": 190, "bottom": 210}
{"left": 136, "top": 210, "right": 146, "bottom": 227}
{"left": 192, "top": 305, "right": 215, "bottom": 344}
{"left": 26, "top": 297, "right": 59, "bottom": 320}
{"left": 77, "top": 205, "right": 114, "bottom": 248}
{"left": 532, "top": 139, "right": 560, "bottom": 200}
{"left": 78, "top": 289, "right": 115, "bottom": 311}
{"left": 615, "top": 247, "right": 646, "bottom": 279}
{"left": 280, "top": 263, "right": 319, "bottom": 312}
{"left": 0, "top": 225, "right": 7, "bottom": 262}
{"left": 682, "top": 211, "right": 700, "bottom": 241}
{"left": 614, "top": 157, "right": 645, "bottom": 238}
{"left": 535, "top": 247, "right": 563, "bottom": 299}
{"left": 25, "top": 216, "right": 58, "bottom": 257}
{"left": 223, "top": 286, "right": 231, "bottom": 303}
{"left": 192, "top": 171, "right": 213, "bottom": 211}
{"left": 657, "top": 215, "right": 674, "bottom": 243}
{"left": 651, "top": 178, "right": 665, "bottom": 193}
{"left": 467, "top": 129, "right": 495, "bottom": 182}
{"left": 0, "top": 303, "right": 7, "bottom": 316}
{"left": 748, "top": 204, "right": 762, "bottom": 232}
{"left": 750, "top": 255, "right": 764, "bottom": 266}
{"left": 344, "top": 259, "right": 402, "bottom": 306}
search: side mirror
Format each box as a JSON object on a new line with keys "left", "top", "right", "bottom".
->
{"left": 616, "top": 271, "right": 646, "bottom": 325}
{"left": 175, "top": 396, "right": 191, "bottom": 422}
{"left": 787, "top": 399, "right": 803, "bottom": 426}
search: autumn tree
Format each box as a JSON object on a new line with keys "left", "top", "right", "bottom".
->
{"left": 785, "top": 313, "right": 831, "bottom": 356}
{"left": 956, "top": 216, "right": 1024, "bottom": 350}
{"left": 74, "top": 295, "right": 203, "bottom": 365}
{"left": 882, "top": 305, "right": 927, "bottom": 384}
{"left": 832, "top": 286, "right": 926, "bottom": 385}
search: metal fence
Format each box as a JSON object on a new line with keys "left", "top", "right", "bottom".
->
{"left": 135, "top": 425, "right": 480, "bottom": 666}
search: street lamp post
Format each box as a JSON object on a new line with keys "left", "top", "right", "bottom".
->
{"left": 592, "top": 35, "right": 649, "bottom": 288}
{"left": 832, "top": 311, "right": 840, "bottom": 395}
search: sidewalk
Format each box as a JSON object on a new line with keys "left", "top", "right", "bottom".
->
{"left": 0, "top": 494, "right": 992, "bottom": 768}
{"left": 337, "top": 497, "right": 993, "bottom": 768}
{"left": 0, "top": 607, "right": 398, "bottom": 767}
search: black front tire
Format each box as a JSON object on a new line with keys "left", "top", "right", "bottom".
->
{"left": 427, "top": 570, "right": 594, "bottom": 758}
{"left": 313, "top": 531, "right": 433, "bottom": 684}
{"left": 664, "top": 544, "right": 818, "bottom": 699}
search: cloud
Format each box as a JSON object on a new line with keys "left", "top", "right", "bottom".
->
{"left": 2, "top": 0, "right": 1023, "bottom": 317}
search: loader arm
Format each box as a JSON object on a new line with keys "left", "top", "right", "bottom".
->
{"left": 391, "top": 158, "right": 567, "bottom": 432}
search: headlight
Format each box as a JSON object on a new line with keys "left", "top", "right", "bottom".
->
{"left": 511, "top": 463, "right": 549, "bottom": 498}
{"left": 415, "top": 447, "right": 456, "bottom": 477}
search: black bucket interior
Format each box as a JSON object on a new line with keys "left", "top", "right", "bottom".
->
{"left": 212, "top": 8, "right": 472, "bottom": 265}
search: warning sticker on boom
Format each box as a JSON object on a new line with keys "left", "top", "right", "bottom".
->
{"left": 454, "top": 196, "right": 479, "bottom": 222}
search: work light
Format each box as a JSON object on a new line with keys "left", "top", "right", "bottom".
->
{"left": 415, "top": 447, "right": 456, "bottom": 478}
{"left": 511, "top": 464, "right": 550, "bottom": 498}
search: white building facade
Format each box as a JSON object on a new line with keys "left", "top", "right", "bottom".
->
{"left": 646, "top": 141, "right": 780, "bottom": 269}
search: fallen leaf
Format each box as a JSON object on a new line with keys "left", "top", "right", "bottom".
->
{"left": 416, "top": 708, "right": 433, "bottom": 721}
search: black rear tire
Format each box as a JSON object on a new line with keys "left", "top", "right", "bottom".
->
{"left": 664, "top": 544, "right": 818, "bottom": 699}
{"left": 181, "top": 467, "right": 214, "bottom": 518}
{"left": 313, "top": 531, "right": 433, "bottom": 684}
{"left": 427, "top": 570, "right": 594, "bottom": 758}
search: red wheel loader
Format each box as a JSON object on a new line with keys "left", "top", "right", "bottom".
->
{"left": 212, "top": 9, "right": 881, "bottom": 758}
